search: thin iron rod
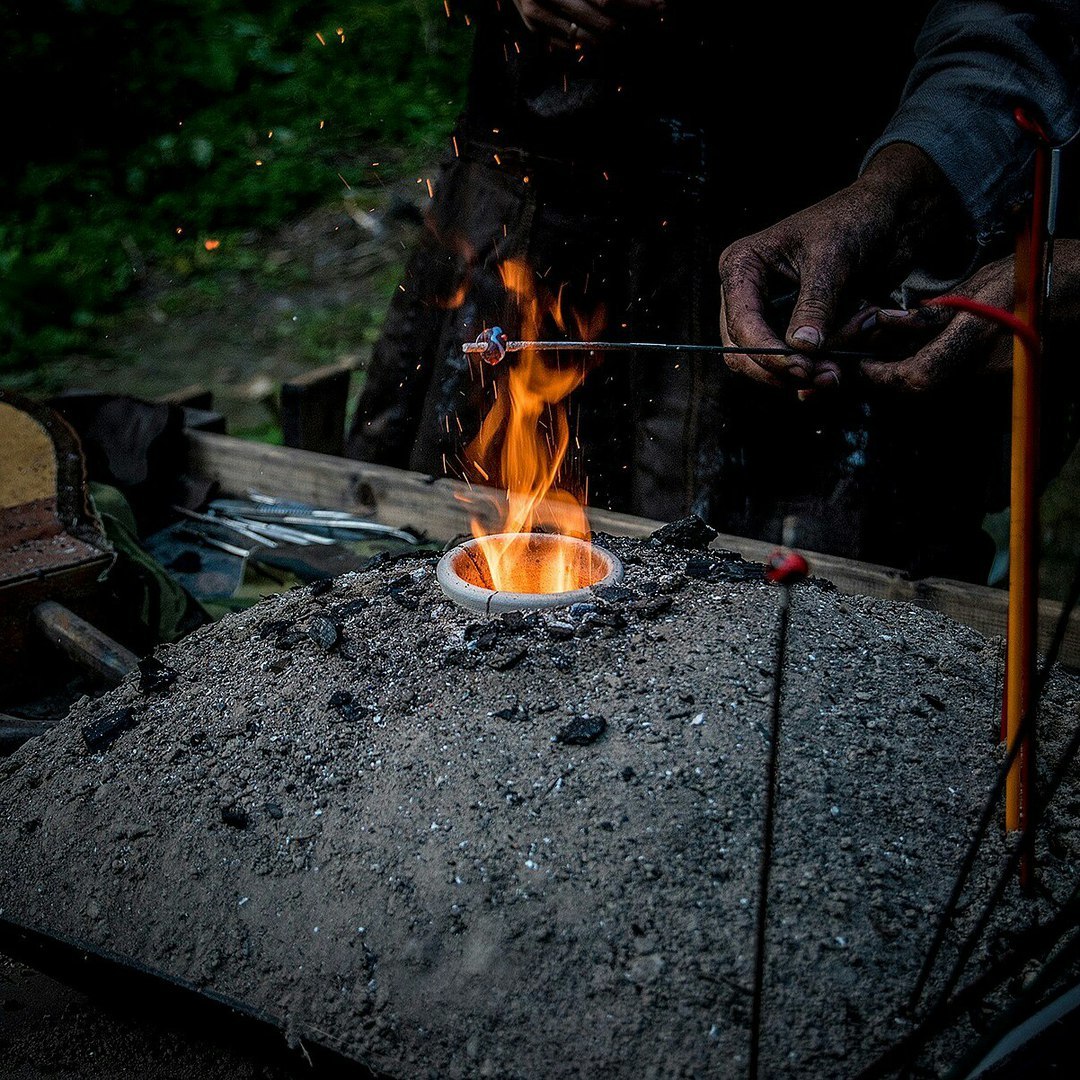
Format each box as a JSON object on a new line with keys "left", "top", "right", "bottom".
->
{"left": 462, "top": 339, "right": 882, "bottom": 359}
{"left": 748, "top": 582, "right": 793, "bottom": 1079}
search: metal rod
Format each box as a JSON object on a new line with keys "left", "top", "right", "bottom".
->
{"left": 462, "top": 339, "right": 875, "bottom": 359}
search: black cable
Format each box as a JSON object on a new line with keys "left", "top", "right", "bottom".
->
{"left": 855, "top": 882, "right": 1080, "bottom": 1079}
{"left": 909, "top": 554, "right": 1080, "bottom": 1011}
{"left": 748, "top": 581, "right": 793, "bottom": 1080}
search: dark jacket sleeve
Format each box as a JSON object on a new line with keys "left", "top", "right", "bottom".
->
{"left": 863, "top": 0, "right": 1080, "bottom": 246}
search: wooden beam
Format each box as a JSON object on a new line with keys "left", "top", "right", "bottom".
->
{"left": 183, "top": 430, "right": 1080, "bottom": 668}
{"left": 280, "top": 362, "right": 354, "bottom": 457}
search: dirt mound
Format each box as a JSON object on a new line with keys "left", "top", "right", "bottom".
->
{"left": 1, "top": 535, "right": 1077, "bottom": 1078}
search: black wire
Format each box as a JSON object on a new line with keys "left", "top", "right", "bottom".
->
{"left": 748, "top": 582, "right": 792, "bottom": 1080}
{"left": 855, "top": 882, "right": 1080, "bottom": 1079}
{"left": 944, "top": 922, "right": 1080, "bottom": 1080}
{"left": 909, "top": 554, "right": 1080, "bottom": 1011}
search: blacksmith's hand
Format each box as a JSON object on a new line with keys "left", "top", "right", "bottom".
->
{"left": 858, "top": 241, "right": 1080, "bottom": 391}
{"left": 511, "top": 0, "right": 665, "bottom": 48}
{"left": 718, "top": 143, "right": 961, "bottom": 394}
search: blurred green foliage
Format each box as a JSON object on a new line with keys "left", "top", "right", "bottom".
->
{"left": 0, "top": 0, "right": 470, "bottom": 370}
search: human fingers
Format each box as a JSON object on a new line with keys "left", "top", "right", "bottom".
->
{"left": 718, "top": 241, "right": 813, "bottom": 386}
{"left": 859, "top": 309, "right": 1008, "bottom": 392}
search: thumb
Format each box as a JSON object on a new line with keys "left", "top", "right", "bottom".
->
{"left": 785, "top": 259, "right": 847, "bottom": 352}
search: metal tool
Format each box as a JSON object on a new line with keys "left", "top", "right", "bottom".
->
{"left": 234, "top": 494, "right": 421, "bottom": 545}
{"left": 462, "top": 326, "right": 878, "bottom": 366}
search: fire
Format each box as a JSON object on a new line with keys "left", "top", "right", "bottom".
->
{"left": 464, "top": 260, "right": 603, "bottom": 594}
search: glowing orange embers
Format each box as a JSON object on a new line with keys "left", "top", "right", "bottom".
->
{"left": 463, "top": 260, "right": 604, "bottom": 594}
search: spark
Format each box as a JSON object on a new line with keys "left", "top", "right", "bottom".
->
{"left": 465, "top": 14, "right": 471, "bottom": 26}
{"left": 255, "top": 159, "right": 263, "bottom": 166}
{"left": 267, "top": 130, "right": 273, "bottom": 139}
{"left": 337, "top": 172, "right": 352, "bottom": 189}
{"left": 319, "top": 119, "right": 325, "bottom": 129}
{"left": 493, "top": 153, "right": 502, "bottom": 166}
{"left": 336, "top": 27, "right": 345, "bottom": 42}
{"left": 452, "top": 135, "right": 459, "bottom": 158}
{"left": 444, "top": 0, "right": 451, "bottom": 16}
{"left": 204, "top": 239, "right": 220, "bottom": 251}
{"left": 426, "top": 178, "right": 434, "bottom": 198}
{"left": 315, "top": 31, "right": 326, "bottom": 45}
{"left": 471, "top": 459, "right": 490, "bottom": 482}
{"left": 175, "top": 227, "right": 183, "bottom": 235}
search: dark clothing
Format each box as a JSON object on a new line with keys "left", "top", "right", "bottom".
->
{"left": 346, "top": 3, "right": 1067, "bottom": 581}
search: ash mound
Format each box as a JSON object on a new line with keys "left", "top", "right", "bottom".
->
{"left": 1, "top": 533, "right": 1078, "bottom": 1078}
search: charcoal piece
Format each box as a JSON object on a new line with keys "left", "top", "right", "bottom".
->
{"left": 264, "top": 802, "right": 284, "bottom": 820}
{"left": 493, "top": 703, "right": 529, "bottom": 722}
{"left": 545, "top": 620, "right": 576, "bottom": 640}
{"left": 81, "top": 708, "right": 137, "bottom": 752}
{"left": 328, "top": 690, "right": 354, "bottom": 709}
{"left": 138, "top": 657, "right": 178, "bottom": 694}
{"left": 259, "top": 619, "right": 292, "bottom": 640}
{"left": 717, "top": 559, "right": 764, "bottom": 583}
{"left": 390, "top": 591, "right": 420, "bottom": 612}
{"left": 331, "top": 598, "right": 370, "bottom": 620}
{"left": 274, "top": 629, "right": 308, "bottom": 650}
{"left": 548, "top": 651, "right": 573, "bottom": 672}
{"left": 499, "top": 611, "right": 539, "bottom": 634}
{"left": 568, "top": 603, "right": 596, "bottom": 619}
{"left": 488, "top": 647, "right": 527, "bottom": 672}
{"left": 621, "top": 766, "right": 636, "bottom": 782}
{"left": 684, "top": 557, "right": 721, "bottom": 581}
{"left": 634, "top": 596, "right": 674, "bottom": 620}
{"left": 220, "top": 805, "right": 249, "bottom": 830}
{"left": 465, "top": 623, "right": 499, "bottom": 651}
{"left": 588, "top": 608, "right": 627, "bottom": 630}
{"left": 307, "top": 617, "right": 340, "bottom": 651}
{"left": 592, "top": 584, "right": 635, "bottom": 604}
{"left": 684, "top": 556, "right": 761, "bottom": 584}
{"left": 556, "top": 714, "right": 608, "bottom": 747}
{"left": 309, "top": 579, "right": 334, "bottom": 598}
{"left": 651, "top": 516, "right": 718, "bottom": 550}
{"left": 336, "top": 703, "right": 371, "bottom": 724}
{"left": 922, "top": 693, "right": 946, "bottom": 711}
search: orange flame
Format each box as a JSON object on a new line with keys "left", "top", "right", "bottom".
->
{"left": 464, "top": 260, "right": 603, "bottom": 593}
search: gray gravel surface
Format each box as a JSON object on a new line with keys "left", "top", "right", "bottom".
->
{"left": 1, "top": 533, "right": 1078, "bottom": 1079}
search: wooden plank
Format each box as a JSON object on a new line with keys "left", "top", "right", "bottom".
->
{"left": 280, "top": 362, "right": 353, "bottom": 457}
{"left": 184, "top": 430, "right": 1080, "bottom": 668}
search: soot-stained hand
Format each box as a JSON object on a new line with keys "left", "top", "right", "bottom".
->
{"left": 717, "top": 143, "right": 962, "bottom": 394}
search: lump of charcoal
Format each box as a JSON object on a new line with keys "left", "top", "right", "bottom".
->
{"left": 220, "top": 805, "right": 249, "bottom": 830}
{"left": 685, "top": 555, "right": 761, "bottom": 584}
{"left": 544, "top": 619, "right": 576, "bottom": 641}
{"left": 651, "top": 516, "right": 718, "bottom": 549}
{"left": 465, "top": 622, "right": 500, "bottom": 651}
{"left": 307, "top": 616, "right": 340, "bottom": 651}
{"left": 592, "top": 584, "right": 635, "bottom": 604}
{"left": 327, "top": 690, "right": 354, "bottom": 709}
{"left": 587, "top": 607, "right": 627, "bottom": 630}
{"left": 493, "top": 702, "right": 529, "bottom": 722}
{"left": 499, "top": 611, "right": 539, "bottom": 634}
{"left": 82, "top": 708, "right": 137, "bottom": 752}
{"left": 555, "top": 714, "right": 608, "bottom": 746}
{"left": 138, "top": 656, "right": 178, "bottom": 694}
{"left": 331, "top": 598, "right": 370, "bottom": 620}
{"left": 309, "top": 579, "right": 334, "bottom": 598}
{"left": 488, "top": 646, "right": 527, "bottom": 672}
